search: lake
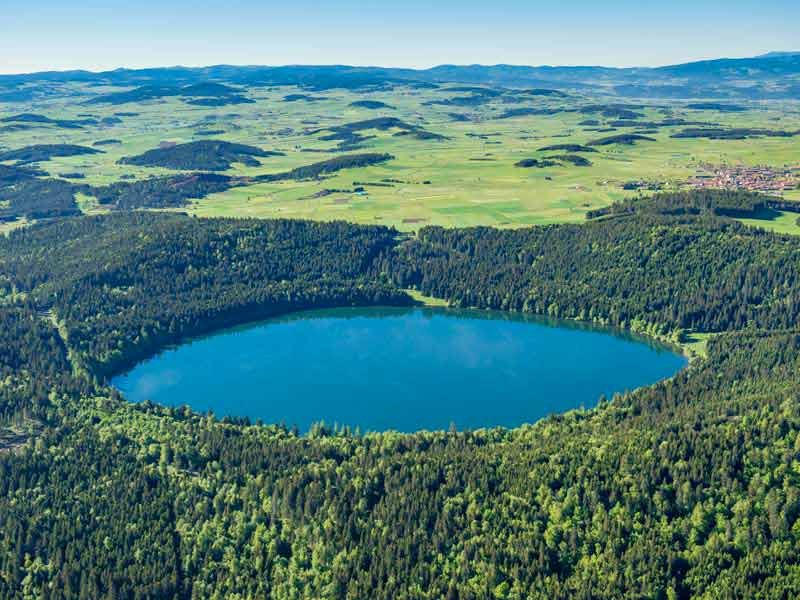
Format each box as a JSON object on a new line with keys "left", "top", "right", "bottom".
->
{"left": 112, "top": 307, "right": 687, "bottom": 432}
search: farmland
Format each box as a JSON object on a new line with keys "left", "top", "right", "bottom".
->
{"left": 2, "top": 77, "right": 798, "bottom": 230}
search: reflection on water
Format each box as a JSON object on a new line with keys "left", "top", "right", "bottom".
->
{"left": 113, "top": 307, "right": 687, "bottom": 432}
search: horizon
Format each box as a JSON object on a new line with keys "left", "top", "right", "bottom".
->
{"left": 2, "top": 0, "right": 798, "bottom": 75}
{"left": 2, "top": 50, "right": 799, "bottom": 79}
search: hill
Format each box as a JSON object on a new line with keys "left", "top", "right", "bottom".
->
{"left": 3, "top": 53, "right": 800, "bottom": 99}
{"left": 0, "top": 205, "right": 799, "bottom": 597}
{"left": 118, "top": 140, "right": 283, "bottom": 171}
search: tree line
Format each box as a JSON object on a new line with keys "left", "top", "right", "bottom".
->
{"left": 381, "top": 207, "right": 800, "bottom": 339}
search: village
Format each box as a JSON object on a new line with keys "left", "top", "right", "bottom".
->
{"left": 688, "top": 163, "right": 800, "bottom": 193}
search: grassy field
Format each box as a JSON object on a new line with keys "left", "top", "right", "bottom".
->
{"left": 680, "top": 331, "right": 716, "bottom": 361}
{"left": 736, "top": 209, "right": 800, "bottom": 235}
{"left": 1, "top": 83, "right": 799, "bottom": 230}
{"left": 403, "top": 289, "right": 451, "bottom": 307}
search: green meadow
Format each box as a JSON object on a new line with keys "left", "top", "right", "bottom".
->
{"left": 736, "top": 208, "right": 800, "bottom": 235}
{"left": 1, "top": 83, "right": 798, "bottom": 230}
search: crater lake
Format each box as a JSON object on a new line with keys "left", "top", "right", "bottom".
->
{"left": 112, "top": 307, "right": 688, "bottom": 432}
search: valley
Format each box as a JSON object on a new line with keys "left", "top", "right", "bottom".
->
{"left": 1, "top": 63, "right": 798, "bottom": 231}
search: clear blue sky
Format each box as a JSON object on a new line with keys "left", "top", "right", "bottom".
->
{"left": 1, "top": 0, "right": 797, "bottom": 74}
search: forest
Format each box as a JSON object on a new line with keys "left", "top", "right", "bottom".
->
{"left": 256, "top": 153, "right": 395, "bottom": 181}
{"left": 0, "top": 152, "right": 398, "bottom": 221}
{"left": 585, "top": 189, "right": 800, "bottom": 220}
{"left": 0, "top": 178, "right": 81, "bottom": 221}
{"left": 91, "top": 173, "right": 238, "bottom": 210}
{"left": 86, "top": 83, "right": 248, "bottom": 106}
{"left": 671, "top": 127, "right": 799, "bottom": 140}
{"left": 118, "top": 141, "right": 284, "bottom": 171}
{"left": 685, "top": 102, "right": 747, "bottom": 112}
{"left": 0, "top": 114, "right": 96, "bottom": 129}
{"left": 0, "top": 191, "right": 799, "bottom": 598}
{"left": 543, "top": 154, "right": 592, "bottom": 166}
{"left": 0, "top": 144, "right": 100, "bottom": 165}
{"left": 537, "top": 144, "right": 597, "bottom": 153}
{"left": 314, "top": 118, "right": 444, "bottom": 150}
{"left": 587, "top": 133, "right": 657, "bottom": 146}
{"left": 349, "top": 100, "right": 394, "bottom": 110}
{"left": 383, "top": 211, "right": 800, "bottom": 337}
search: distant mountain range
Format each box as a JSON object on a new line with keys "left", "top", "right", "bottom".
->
{"left": 1, "top": 52, "right": 799, "bottom": 100}
{"left": 757, "top": 51, "right": 800, "bottom": 58}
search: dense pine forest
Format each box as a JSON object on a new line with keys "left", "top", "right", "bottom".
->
{"left": 0, "top": 191, "right": 799, "bottom": 598}
{"left": 384, "top": 197, "right": 800, "bottom": 336}
{"left": 0, "top": 214, "right": 409, "bottom": 377}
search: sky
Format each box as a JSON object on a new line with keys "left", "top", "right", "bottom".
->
{"left": 1, "top": 0, "right": 797, "bottom": 74}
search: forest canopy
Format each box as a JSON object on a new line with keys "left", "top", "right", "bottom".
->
{"left": 118, "top": 140, "right": 284, "bottom": 171}
{"left": 0, "top": 193, "right": 799, "bottom": 598}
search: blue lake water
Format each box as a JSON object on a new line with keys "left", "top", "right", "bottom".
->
{"left": 112, "top": 307, "right": 687, "bottom": 432}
